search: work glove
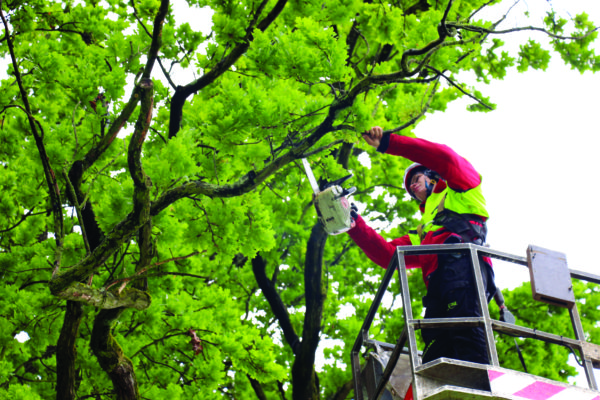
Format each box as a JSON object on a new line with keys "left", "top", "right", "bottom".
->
{"left": 499, "top": 305, "right": 516, "bottom": 324}
{"left": 350, "top": 203, "right": 359, "bottom": 228}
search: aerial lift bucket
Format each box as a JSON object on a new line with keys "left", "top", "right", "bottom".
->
{"left": 351, "top": 244, "right": 600, "bottom": 400}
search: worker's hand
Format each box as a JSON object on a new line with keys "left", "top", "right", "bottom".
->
{"left": 350, "top": 203, "right": 359, "bottom": 228}
{"left": 362, "top": 126, "right": 383, "bottom": 148}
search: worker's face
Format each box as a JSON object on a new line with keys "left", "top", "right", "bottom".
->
{"left": 410, "top": 173, "right": 431, "bottom": 203}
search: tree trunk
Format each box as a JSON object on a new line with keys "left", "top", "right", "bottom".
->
{"left": 56, "top": 301, "right": 84, "bottom": 400}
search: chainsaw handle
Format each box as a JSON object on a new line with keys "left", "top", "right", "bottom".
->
{"left": 323, "top": 174, "right": 352, "bottom": 189}
{"left": 338, "top": 186, "right": 356, "bottom": 199}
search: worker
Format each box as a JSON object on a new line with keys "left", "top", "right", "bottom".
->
{"left": 348, "top": 126, "right": 496, "bottom": 365}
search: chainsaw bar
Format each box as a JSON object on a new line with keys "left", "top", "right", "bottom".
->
{"left": 302, "top": 158, "right": 321, "bottom": 195}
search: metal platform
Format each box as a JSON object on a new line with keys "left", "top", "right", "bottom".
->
{"left": 351, "top": 244, "right": 600, "bottom": 400}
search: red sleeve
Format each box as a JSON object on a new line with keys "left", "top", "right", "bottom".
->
{"left": 385, "top": 135, "right": 481, "bottom": 191}
{"left": 347, "top": 215, "right": 420, "bottom": 270}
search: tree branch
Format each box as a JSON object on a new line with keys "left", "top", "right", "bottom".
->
{"left": 251, "top": 254, "right": 300, "bottom": 353}
{"left": 301, "top": 139, "right": 345, "bottom": 158}
{"left": 0, "top": 208, "right": 44, "bottom": 233}
{"left": 168, "top": 0, "right": 288, "bottom": 138}
{"left": 142, "top": 0, "right": 170, "bottom": 80}
{"left": 426, "top": 66, "right": 493, "bottom": 110}
{"left": 91, "top": 308, "right": 141, "bottom": 399}
{"left": 0, "top": 1, "right": 65, "bottom": 277}
{"left": 54, "top": 283, "right": 151, "bottom": 310}
{"left": 450, "top": 22, "right": 600, "bottom": 42}
{"left": 104, "top": 252, "right": 201, "bottom": 290}
{"left": 291, "top": 222, "right": 327, "bottom": 400}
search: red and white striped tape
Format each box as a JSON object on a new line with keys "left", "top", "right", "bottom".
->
{"left": 489, "top": 369, "right": 600, "bottom": 400}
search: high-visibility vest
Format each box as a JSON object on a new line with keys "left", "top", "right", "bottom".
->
{"left": 408, "top": 180, "right": 488, "bottom": 246}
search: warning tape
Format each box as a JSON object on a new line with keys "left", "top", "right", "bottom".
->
{"left": 489, "top": 369, "right": 600, "bottom": 400}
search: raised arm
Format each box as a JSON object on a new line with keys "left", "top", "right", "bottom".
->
{"left": 363, "top": 127, "right": 481, "bottom": 192}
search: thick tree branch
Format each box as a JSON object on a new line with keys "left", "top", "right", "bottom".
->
{"left": 77, "top": 0, "right": 167, "bottom": 175}
{"left": 142, "top": 0, "right": 169, "bottom": 80}
{"left": 291, "top": 222, "right": 328, "bottom": 400}
{"left": 252, "top": 254, "right": 300, "bottom": 353}
{"left": 91, "top": 308, "right": 141, "bottom": 400}
{"left": 91, "top": 77, "right": 154, "bottom": 395}
{"left": 56, "top": 301, "right": 83, "bottom": 400}
{"left": 168, "top": 0, "right": 288, "bottom": 138}
{"left": 50, "top": 79, "right": 155, "bottom": 296}
{"left": 248, "top": 374, "right": 268, "bottom": 400}
{"left": 0, "top": 1, "right": 64, "bottom": 276}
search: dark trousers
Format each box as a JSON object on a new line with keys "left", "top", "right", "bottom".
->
{"left": 421, "top": 252, "right": 495, "bottom": 365}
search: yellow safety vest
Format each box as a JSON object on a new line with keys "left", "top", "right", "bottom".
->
{"left": 409, "top": 180, "right": 488, "bottom": 246}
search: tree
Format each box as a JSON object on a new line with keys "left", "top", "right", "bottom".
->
{"left": 0, "top": 0, "right": 598, "bottom": 399}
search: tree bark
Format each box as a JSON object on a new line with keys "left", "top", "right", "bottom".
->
{"left": 56, "top": 301, "right": 84, "bottom": 400}
{"left": 292, "top": 222, "right": 328, "bottom": 400}
{"left": 90, "top": 308, "right": 140, "bottom": 400}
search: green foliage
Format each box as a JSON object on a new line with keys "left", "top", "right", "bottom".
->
{"left": 0, "top": 0, "right": 598, "bottom": 399}
{"left": 493, "top": 280, "right": 600, "bottom": 383}
{"left": 518, "top": 40, "right": 551, "bottom": 72}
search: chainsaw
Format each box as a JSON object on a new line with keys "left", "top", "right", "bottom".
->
{"left": 302, "top": 158, "right": 357, "bottom": 235}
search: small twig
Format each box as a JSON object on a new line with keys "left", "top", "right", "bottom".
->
{"left": 426, "top": 65, "right": 493, "bottom": 110}
{"left": 62, "top": 168, "right": 91, "bottom": 255}
{"left": 104, "top": 251, "right": 200, "bottom": 290}
{"left": 0, "top": 208, "right": 44, "bottom": 233}
{"left": 71, "top": 100, "right": 81, "bottom": 157}
{"left": 469, "top": 0, "right": 508, "bottom": 22}
{"left": 157, "top": 56, "right": 176, "bottom": 90}
{"left": 380, "top": 77, "right": 442, "bottom": 135}
{"left": 301, "top": 139, "right": 345, "bottom": 158}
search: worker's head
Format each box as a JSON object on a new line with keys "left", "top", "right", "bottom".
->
{"left": 403, "top": 163, "right": 439, "bottom": 203}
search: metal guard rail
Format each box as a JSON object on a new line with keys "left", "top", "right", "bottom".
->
{"left": 350, "top": 243, "right": 600, "bottom": 400}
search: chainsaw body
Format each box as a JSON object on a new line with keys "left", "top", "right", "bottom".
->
{"left": 302, "top": 159, "right": 356, "bottom": 235}
{"left": 314, "top": 186, "right": 353, "bottom": 235}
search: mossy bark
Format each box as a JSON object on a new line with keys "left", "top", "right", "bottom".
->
{"left": 90, "top": 308, "right": 140, "bottom": 400}
{"left": 56, "top": 301, "right": 84, "bottom": 400}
